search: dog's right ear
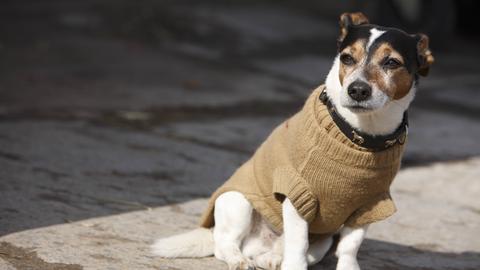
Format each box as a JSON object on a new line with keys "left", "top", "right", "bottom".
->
{"left": 338, "top": 12, "right": 369, "bottom": 45}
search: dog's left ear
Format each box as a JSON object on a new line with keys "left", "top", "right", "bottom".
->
{"left": 414, "top": 33, "right": 434, "bottom": 77}
{"left": 338, "top": 12, "right": 369, "bottom": 44}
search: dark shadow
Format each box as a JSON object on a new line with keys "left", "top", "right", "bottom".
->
{"left": 312, "top": 239, "right": 480, "bottom": 270}
{"left": 158, "top": 238, "right": 480, "bottom": 270}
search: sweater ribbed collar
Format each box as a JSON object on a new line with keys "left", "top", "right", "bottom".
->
{"left": 302, "top": 85, "right": 405, "bottom": 168}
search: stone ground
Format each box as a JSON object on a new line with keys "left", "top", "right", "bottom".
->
{"left": 0, "top": 1, "right": 479, "bottom": 269}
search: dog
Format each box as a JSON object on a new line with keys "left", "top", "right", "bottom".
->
{"left": 151, "top": 12, "right": 434, "bottom": 270}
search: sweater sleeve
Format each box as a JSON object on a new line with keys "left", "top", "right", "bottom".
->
{"left": 345, "top": 192, "right": 397, "bottom": 228}
{"left": 272, "top": 167, "right": 318, "bottom": 223}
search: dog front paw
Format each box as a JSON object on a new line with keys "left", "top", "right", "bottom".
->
{"left": 281, "top": 260, "right": 307, "bottom": 270}
{"left": 336, "top": 256, "right": 360, "bottom": 270}
{"left": 255, "top": 252, "right": 282, "bottom": 270}
{"left": 228, "top": 260, "right": 256, "bottom": 270}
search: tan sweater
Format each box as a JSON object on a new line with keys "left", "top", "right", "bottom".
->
{"left": 200, "top": 85, "right": 404, "bottom": 237}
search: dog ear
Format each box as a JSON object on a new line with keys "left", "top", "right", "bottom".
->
{"left": 338, "top": 12, "right": 369, "bottom": 44}
{"left": 415, "top": 33, "right": 434, "bottom": 77}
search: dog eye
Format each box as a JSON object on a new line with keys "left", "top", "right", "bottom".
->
{"left": 340, "top": 54, "right": 356, "bottom": 66}
{"left": 384, "top": 58, "right": 402, "bottom": 69}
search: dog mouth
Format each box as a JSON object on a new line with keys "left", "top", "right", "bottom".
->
{"left": 344, "top": 104, "right": 375, "bottom": 113}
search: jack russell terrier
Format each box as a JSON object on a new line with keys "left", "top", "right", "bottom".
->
{"left": 151, "top": 12, "right": 434, "bottom": 270}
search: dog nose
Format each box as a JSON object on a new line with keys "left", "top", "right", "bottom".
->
{"left": 348, "top": 81, "right": 372, "bottom": 101}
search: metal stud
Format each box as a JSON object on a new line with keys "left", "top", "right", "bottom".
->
{"left": 351, "top": 130, "right": 364, "bottom": 145}
{"left": 398, "top": 131, "right": 407, "bottom": 144}
{"left": 385, "top": 139, "right": 397, "bottom": 148}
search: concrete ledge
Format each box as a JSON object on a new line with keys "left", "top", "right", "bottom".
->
{"left": 1, "top": 159, "right": 479, "bottom": 270}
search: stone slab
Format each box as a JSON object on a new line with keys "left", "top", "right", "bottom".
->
{"left": 1, "top": 159, "right": 479, "bottom": 270}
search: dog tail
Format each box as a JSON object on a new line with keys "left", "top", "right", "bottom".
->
{"left": 151, "top": 228, "right": 214, "bottom": 258}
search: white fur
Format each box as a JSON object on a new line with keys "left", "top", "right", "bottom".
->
{"left": 281, "top": 199, "right": 309, "bottom": 270}
{"left": 326, "top": 56, "right": 415, "bottom": 135}
{"left": 150, "top": 227, "right": 214, "bottom": 258}
{"left": 367, "top": 28, "right": 385, "bottom": 51}
{"left": 151, "top": 191, "right": 333, "bottom": 269}
{"left": 336, "top": 225, "right": 369, "bottom": 270}
{"left": 242, "top": 211, "right": 280, "bottom": 258}
{"left": 213, "top": 191, "right": 255, "bottom": 270}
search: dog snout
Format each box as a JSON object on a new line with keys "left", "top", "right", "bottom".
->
{"left": 347, "top": 81, "right": 372, "bottom": 102}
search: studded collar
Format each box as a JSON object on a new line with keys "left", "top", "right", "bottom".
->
{"left": 319, "top": 89, "right": 408, "bottom": 152}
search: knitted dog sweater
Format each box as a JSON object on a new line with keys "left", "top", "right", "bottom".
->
{"left": 200, "top": 85, "right": 404, "bottom": 236}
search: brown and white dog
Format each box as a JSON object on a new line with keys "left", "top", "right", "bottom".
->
{"left": 151, "top": 12, "right": 434, "bottom": 270}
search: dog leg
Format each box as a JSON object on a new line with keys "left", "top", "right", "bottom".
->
{"left": 213, "top": 191, "right": 255, "bottom": 270}
{"left": 281, "top": 199, "right": 309, "bottom": 270}
{"left": 254, "top": 234, "right": 333, "bottom": 269}
{"left": 307, "top": 236, "right": 333, "bottom": 265}
{"left": 254, "top": 234, "right": 283, "bottom": 270}
{"left": 335, "top": 225, "right": 368, "bottom": 270}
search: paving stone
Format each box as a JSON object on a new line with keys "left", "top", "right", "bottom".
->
{"left": 0, "top": 121, "right": 247, "bottom": 235}
{"left": 1, "top": 159, "right": 479, "bottom": 270}
{"left": 0, "top": 200, "right": 225, "bottom": 270}
{"left": 197, "top": 6, "right": 336, "bottom": 52}
{"left": 254, "top": 55, "right": 333, "bottom": 85}
{"left": 0, "top": 259, "right": 15, "bottom": 270}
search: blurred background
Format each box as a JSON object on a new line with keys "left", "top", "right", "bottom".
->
{"left": 0, "top": 1, "right": 479, "bottom": 269}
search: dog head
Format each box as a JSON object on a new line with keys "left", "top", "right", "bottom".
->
{"left": 327, "top": 12, "right": 434, "bottom": 114}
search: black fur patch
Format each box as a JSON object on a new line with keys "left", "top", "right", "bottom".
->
{"left": 338, "top": 24, "right": 420, "bottom": 74}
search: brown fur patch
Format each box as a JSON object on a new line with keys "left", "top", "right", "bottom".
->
{"left": 366, "top": 43, "right": 413, "bottom": 99}
{"left": 349, "top": 13, "right": 369, "bottom": 25}
{"left": 339, "top": 13, "right": 369, "bottom": 42}
{"left": 339, "top": 40, "right": 366, "bottom": 85}
{"left": 365, "top": 64, "right": 389, "bottom": 96}
{"left": 392, "top": 68, "right": 413, "bottom": 99}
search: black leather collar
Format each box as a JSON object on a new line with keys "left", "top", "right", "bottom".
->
{"left": 319, "top": 89, "right": 408, "bottom": 152}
